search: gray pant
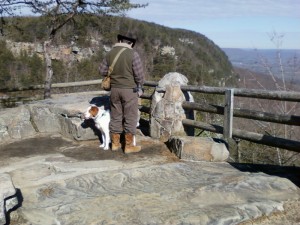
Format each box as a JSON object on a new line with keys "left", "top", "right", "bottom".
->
{"left": 109, "top": 88, "right": 138, "bottom": 135}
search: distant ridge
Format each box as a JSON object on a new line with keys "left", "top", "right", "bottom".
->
{"left": 222, "top": 48, "right": 300, "bottom": 88}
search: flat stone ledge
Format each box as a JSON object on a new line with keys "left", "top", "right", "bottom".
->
{"left": 0, "top": 136, "right": 299, "bottom": 224}
{"left": 0, "top": 173, "right": 19, "bottom": 225}
{"left": 168, "top": 136, "right": 229, "bottom": 162}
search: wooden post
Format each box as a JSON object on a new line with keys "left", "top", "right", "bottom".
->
{"left": 223, "top": 89, "right": 234, "bottom": 139}
{"left": 223, "top": 89, "right": 237, "bottom": 161}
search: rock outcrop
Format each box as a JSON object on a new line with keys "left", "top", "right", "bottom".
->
{"left": 0, "top": 91, "right": 299, "bottom": 224}
{"left": 5, "top": 40, "right": 101, "bottom": 63}
{"left": 0, "top": 73, "right": 298, "bottom": 224}
{"left": 168, "top": 136, "right": 229, "bottom": 162}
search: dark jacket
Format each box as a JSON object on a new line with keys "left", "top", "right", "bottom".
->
{"left": 99, "top": 43, "right": 144, "bottom": 89}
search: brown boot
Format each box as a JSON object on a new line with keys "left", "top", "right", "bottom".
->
{"left": 111, "top": 133, "right": 121, "bottom": 151}
{"left": 124, "top": 133, "right": 141, "bottom": 154}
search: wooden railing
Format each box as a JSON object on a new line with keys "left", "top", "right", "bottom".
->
{"left": 0, "top": 79, "right": 103, "bottom": 92}
{"left": 141, "top": 81, "right": 300, "bottom": 153}
{"left": 1, "top": 79, "right": 300, "bottom": 153}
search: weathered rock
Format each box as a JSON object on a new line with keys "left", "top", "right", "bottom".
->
{"left": 28, "top": 105, "right": 62, "bottom": 133}
{"left": 0, "top": 92, "right": 108, "bottom": 144}
{"left": 5, "top": 40, "right": 101, "bottom": 63}
{"left": 150, "top": 72, "right": 195, "bottom": 140}
{"left": 60, "top": 116, "right": 99, "bottom": 141}
{"left": 168, "top": 136, "right": 229, "bottom": 162}
{"left": 0, "top": 93, "right": 299, "bottom": 224}
{"left": 0, "top": 173, "right": 18, "bottom": 225}
{"left": 0, "top": 106, "right": 37, "bottom": 143}
{"left": 0, "top": 146, "right": 298, "bottom": 225}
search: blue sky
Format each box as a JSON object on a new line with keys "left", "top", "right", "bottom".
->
{"left": 127, "top": 0, "right": 300, "bottom": 49}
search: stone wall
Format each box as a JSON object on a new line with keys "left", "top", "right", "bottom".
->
{"left": 0, "top": 92, "right": 108, "bottom": 144}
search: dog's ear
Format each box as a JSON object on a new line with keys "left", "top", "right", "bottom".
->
{"left": 89, "top": 105, "right": 99, "bottom": 117}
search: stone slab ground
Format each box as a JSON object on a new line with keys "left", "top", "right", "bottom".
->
{"left": 0, "top": 134, "right": 299, "bottom": 225}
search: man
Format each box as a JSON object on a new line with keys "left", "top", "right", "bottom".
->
{"left": 99, "top": 34, "right": 145, "bottom": 153}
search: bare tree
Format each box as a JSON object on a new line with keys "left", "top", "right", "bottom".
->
{"left": 236, "top": 31, "right": 300, "bottom": 166}
{"left": 0, "top": 0, "right": 148, "bottom": 98}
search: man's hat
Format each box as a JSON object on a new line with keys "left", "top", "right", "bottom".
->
{"left": 117, "top": 34, "right": 136, "bottom": 47}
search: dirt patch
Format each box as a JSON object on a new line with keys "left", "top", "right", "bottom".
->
{"left": 0, "top": 134, "right": 179, "bottom": 165}
{"left": 0, "top": 135, "right": 72, "bottom": 158}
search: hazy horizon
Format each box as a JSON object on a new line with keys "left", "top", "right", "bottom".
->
{"left": 128, "top": 0, "right": 300, "bottom": 50}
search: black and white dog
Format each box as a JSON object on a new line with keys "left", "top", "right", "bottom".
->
{"left": 83, "top": 105, "right": 111, "bottom": 150}
{"left": 83, "top": 105, "right": 136, "bottom": 150}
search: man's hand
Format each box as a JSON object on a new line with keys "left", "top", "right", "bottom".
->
{"left": 134, "top": 84, "right": 143, "bottom": 97}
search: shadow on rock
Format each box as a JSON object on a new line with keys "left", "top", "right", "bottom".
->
{"left": 230, "top": 163, "right": 300, "bottom": 188}
{"left": 0, "top": 134, "right": 175, "bottom": 163}
{"left": 81, "top": 118, "right": 104, "bottom": 144}
{"left": 4, "top": 188, "right": 23, "bottom": 225}
{"left": 89, "top": 96, "right": 110, "bottom": 110}
{"left": 0, "top": 136, "right": 74, "bottom": 159}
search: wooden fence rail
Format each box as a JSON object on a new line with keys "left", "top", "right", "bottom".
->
{"left": 179, "top": 85, "right": 300, "bottom": 102}
{"left": 181, "top": 119, "right": 300, "bottom": 153}
{"left": 182, "top": 102, "right": 300, "bottom": 126}
{"left": 0, "top": 79, "right": 104, "bottom": 92}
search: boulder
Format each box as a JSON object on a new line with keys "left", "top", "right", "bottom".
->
{"left": 168, "top": 136, "right": 229, "bottom": 162}
{"left": 0, "top": 106, "right": 37, "bottom": 143}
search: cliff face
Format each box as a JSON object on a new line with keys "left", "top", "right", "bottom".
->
{"left": 5, "top": 39, "right": 101, "bottom": 63}
{"left": 0, "top": 15, "right": 234, "bottom": 88}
